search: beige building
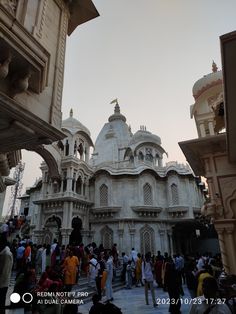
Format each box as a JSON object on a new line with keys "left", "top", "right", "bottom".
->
{"left": 179, "top": 32, "right": 236, "bottom": 275}
{"left": 0, "top": 0, "right": 99, "bottom": 216}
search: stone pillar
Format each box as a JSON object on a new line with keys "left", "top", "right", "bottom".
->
{"left": 225, "top": 226, "right": 236, "bottom": 274}
{"left": 199, "top": 122, "right": 206, "bottom": 137}
{"left": 60, "top": 228, "right": 73, "bottom": 245}
{"left": 208, "top": 120, "right": 215, "bottom": 135}
{"left": 117, "top": 229, "right": 124, "bottom": 251}
{"left": 129, "top": 228, "right": 136, "bottom": 250}
{"left": 167, "top": 229, "right": 174, "bottom": 256}
{"left": 215, "top": 227, "right": 230, "bottom": 274}
{"left": 88, "top": 230, "right": 95, "bottom": 243}
{"left": 81, "top": 230, "right": 90, "bottom": 245}
{"left": 159, "top": 230, "right": 165, "bottom": 253}
{"left": 36, "top": 205, "right": 43, "bottom": 229}
{"left": 66, "top": 167, "right": 73, "bottom": 192}
{"left": 62, "top": 202, "right": 69, "bottom": 228}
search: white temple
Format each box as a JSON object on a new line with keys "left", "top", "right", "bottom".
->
{"left": 20, "top": 102, "right": 205, "bottom": 255}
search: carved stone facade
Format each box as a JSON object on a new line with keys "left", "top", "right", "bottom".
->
{"left": 0, "top": 0, "right": 99, "bottom": 213}
{"left": 21, "top": 105, "right": 204, "bottom": 254}
{"left": 179, "top": 60, "right": 236, "bottom": 274}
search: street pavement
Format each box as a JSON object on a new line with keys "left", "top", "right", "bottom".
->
{"left": 78, "top": 284, "right": 192, "bottom": 314}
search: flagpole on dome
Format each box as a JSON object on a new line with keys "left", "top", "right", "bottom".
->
{"left": 110, "top": 98, "right": 120, "bottom": 113}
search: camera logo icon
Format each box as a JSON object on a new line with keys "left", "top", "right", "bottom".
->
{"left": 10, "top": 292, "right": 33, "bottom": 304}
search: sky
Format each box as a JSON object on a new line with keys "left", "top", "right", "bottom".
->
{"left": 3, "top": 0, "right": 236, "bottom": 214}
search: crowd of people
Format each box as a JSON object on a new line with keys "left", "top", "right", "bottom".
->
{"left": 0, "top": 230, "right": 235, "bottom": 314}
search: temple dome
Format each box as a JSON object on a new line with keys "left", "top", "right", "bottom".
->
{"left": 62, "top": 109, "right": 91, "bottom": 136}
{"left": 129, "top": 128, "right": 161, "bottom": 146}
{"left": 192, "top": 63, "right": 222, "bottom": 100}
{"left": 92, "top": 103, "right": 131, "bottom": 165}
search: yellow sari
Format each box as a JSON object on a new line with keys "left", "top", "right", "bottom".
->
{"left": 63, "top": 255, "right": 79, "bottom": 285}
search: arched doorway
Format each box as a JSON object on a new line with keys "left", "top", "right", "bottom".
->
{"left": 69, "top": 216, "right": 83, "bottom": 245}
{"left": 43, "top": 215, "right": 62, "bottom": 244}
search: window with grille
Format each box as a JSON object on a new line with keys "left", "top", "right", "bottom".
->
{"left": 101, "top": 226, "right": 113, "bottom": 249}
{"left": 171, "top": 183, "right": 179, "bottom": 205}
{"left": 140, "top": 225, "right": 154, "bottom": 254}
{"left": 100, "top": 184, "right": 108, "bottom": 206}
{"left": 143, "top": 183, "right": 152, "bottom": 205}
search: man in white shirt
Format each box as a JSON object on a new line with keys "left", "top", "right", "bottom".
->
{"left": 142, "top": 252, "right": 157, "bottom": 308}
{"left": 89, "top": 255, "right": 99, "bottom": 287}
{"left": 189, "top": 277, "right": 231, "bottom": 314}
{"left": 105, "top": 252, "right": 114, "bottom": 302}
{"left": 0, "top": 236, "right": 13, "bottom": 313}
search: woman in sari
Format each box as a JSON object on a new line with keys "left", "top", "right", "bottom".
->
{"left": 63, "top": 249, "right": 79, "bottom": 291}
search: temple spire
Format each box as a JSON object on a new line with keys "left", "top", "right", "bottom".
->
{"left": 70, "top": 108, "right": 73, "bottom": 117}
{"left": 212, "top": 60, "right": 218, "bottom": 73}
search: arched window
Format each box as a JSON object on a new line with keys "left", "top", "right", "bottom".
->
{"left": 138, "top": 151, "right": 144, "bottom": 161}
{"left": 100, "top": 184, "right": 108, "bottom": 206}
{"left": 78, "top": 143, "right": 84, "bottom": 160}
{"left": 72, "top": 173, "right": 76, "bottom": 191}
{"left": 140, "top": 225, "right": 154, "bottom": 254}
{"left": 101, "top": 226, "right": 113, "bottom": 249}
{"left": 143, "top": 183, "right": 152, "bottom": 205}
{"left": 171, "top": 183, "right": 179, "bottom": 205}
{"left": 63, "top": 171, "right": 67, "bottom": 192}
{"left": 76, "top": 177, "right": 82, "bottom": 194}
{"left": 74, "top": 140, "right": 77, "bottom": 157}
{"left": 65, "top": 140, "right": 69, "bottom": 156}
{"left": 145, "top": 148, "right": 153, "bottom": 162}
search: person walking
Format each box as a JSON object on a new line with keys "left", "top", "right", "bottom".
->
{"left": 142, "top": 252, "right": 157, "bottom": 308}
{"left": 164, "top": 257, "right": 181, "bottom": 314}
{"left": 63, "top": 249, "right": 79, "bottom": 291}
{"left": 0, "top": 235, "right": 13, "bottom": 314}
{"left": 96, "top": 254, "right": 106, "bottom": 300}
{"left": 126, "top": 260, "right": 133, "bottom": 289}
{"left": 105, "top": 251, "right": 114, "bottom": 302}
{"left": 135, "top": 253, "right": 142, "bottom": 287}
{"left": 89, "top": 254, "right": 98, "bottom": 288}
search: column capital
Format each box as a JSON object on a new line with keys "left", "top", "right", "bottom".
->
{"left": 129, "top": 228, "right": 136, "bottom": 235}
{"left": 225, "top": 226, "right": 235, "bottom": 234}
{"left": 117, "top": 229, "right": 124, "bottom": 236}
{"left": 215, "top": 227, "right": 225, "bottom": 235}
{"left": 159, "top": 229, "right": 165, "bottom": 236}
{"left": 60, "top": 227, "right": 73, "bottom": 236}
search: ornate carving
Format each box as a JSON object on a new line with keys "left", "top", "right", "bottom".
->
{"left": 33, "top": 0, "right": 48, "bottom": 39}
{"left": 0, "top": 0, "right": 18, "bottom": 15}
{"left": 51, "top": 5, "right": 68, "bottom": 127}
{"left": 0, "top": 52, "right": 11, "bottom": 79}
{"left": 220, "top": 177, "right": 236, "bottom": 218}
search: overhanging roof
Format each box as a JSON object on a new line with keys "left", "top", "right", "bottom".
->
{"left": 179, "top": 133, "right": 227, "bottom": 175}
{"left": 68, "top": 0, "right": 99, "bottom": 35}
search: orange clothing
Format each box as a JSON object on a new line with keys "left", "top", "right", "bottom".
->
{"left": 135, "top": 257, "right": 142, "bottom": 280}
{"left": 101, "top": 271, "right": 107, "bottom": 289}
{"left": 24, "top": 246, "right": 31, "bottom": 259}
{"left": 63, "top": 255, "right": 79, "bottom": 285}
